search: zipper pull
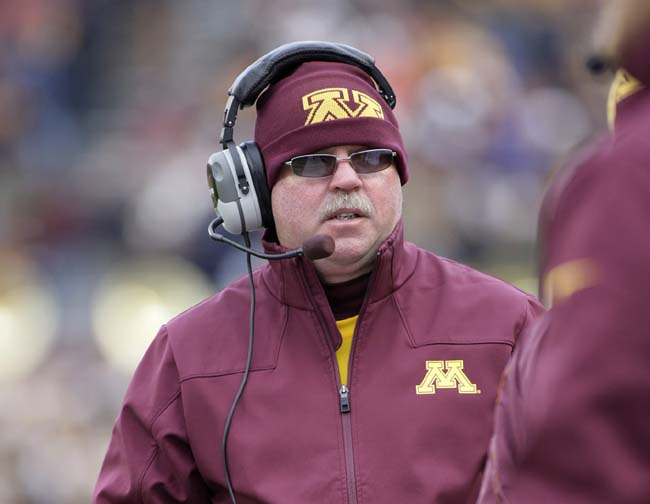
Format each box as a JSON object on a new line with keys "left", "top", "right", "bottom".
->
{"left": 339, "top": 385, "right": 351, "bottom": 413}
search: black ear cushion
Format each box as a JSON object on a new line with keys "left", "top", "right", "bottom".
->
{"left": 240, "top": 141, "right": 275, "bottom": 230}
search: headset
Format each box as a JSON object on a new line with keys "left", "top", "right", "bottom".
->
{"left": 206, "top": 40, "right": 397, "bottom": 235}
{"left": 207, "top": 41, "right": 397, "bottom": 504}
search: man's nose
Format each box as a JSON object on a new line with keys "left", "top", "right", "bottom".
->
{"left": 329, "top": 159, "right": 362, "bottom": 191}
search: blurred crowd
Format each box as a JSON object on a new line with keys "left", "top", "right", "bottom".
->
{"left": 0, "top": 0, "right": 607, "bottom": 501}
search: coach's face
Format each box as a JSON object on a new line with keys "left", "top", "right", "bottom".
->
{"left": 271, "top": 144, "right": 402, "bottom": 284}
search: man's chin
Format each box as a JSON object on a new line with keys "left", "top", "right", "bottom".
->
{"left": 313, "top": 239, "right": 378, "bottom": 282}
{"left": 330, "top": 237, "right": 376, "bottom": 262}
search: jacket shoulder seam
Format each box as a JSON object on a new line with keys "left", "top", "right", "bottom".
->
{"left": 149, "top": 389, "right": 182, "bottom": 432}
{"left": 150, "top": 324, "right": 183, "bottom": 432}
{"left": 436, "top": 256, "right": 534, "bottom": 297}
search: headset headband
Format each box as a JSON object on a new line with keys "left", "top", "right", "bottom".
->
{"left": 220, "top": 41, "right": 396, "bottom": 146}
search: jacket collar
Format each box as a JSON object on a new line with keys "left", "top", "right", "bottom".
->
{"left": 260, "top": 219, "right": 417, "bottom": 310}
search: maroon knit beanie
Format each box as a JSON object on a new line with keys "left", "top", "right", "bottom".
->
{"left": 254, "top": 61, "right": 408, "bottom": 190}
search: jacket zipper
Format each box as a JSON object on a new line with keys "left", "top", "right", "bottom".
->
{"left": 339, "top": 384, "right": 356, "bottom": 504}
{"left": 337, "top": 261, "right": 380, "bottom": 504}
{"left": 297, "top": 261, "right": 358, "bottom": 504}
{"left": 339, "top": 385, "right": 351, "bottom": 413}
{"left": 342, "top": 251, "right": 386, "bottom": 501}
{"left": 298, "top": 254, "right": 382, "bottom": 504}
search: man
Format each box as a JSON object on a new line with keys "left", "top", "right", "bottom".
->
{"left": 95, "top": 46, "right": 542, "bottom": 503}
{"left": 478, "top": 1, "right": 650, "bottom": 502}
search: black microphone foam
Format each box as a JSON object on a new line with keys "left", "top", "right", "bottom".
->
{"left": 302, "top": 234, "right": 335, "bottom": 261}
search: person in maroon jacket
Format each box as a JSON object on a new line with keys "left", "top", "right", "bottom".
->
{"left": 94, "top": 42, "right": 542, "bottom": 503}
{"left": 478, "top": 2, "right": 650, "bottom": 502}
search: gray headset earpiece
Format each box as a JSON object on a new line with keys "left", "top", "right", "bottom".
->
{"left": 207, "top": 145, "right": 265, "bottom": 234}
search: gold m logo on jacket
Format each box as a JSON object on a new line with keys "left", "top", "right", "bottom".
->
{"left": 415, "top": 360, "right": 480, "bottom": 395}
{"left": 302, "top": 87, "right": 384, "bottom": 125}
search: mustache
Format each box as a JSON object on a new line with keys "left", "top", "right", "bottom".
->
{"left": 320, "top": 191, "right": 374, "bottom": 220}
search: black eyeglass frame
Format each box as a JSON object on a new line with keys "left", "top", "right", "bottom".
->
{"left": 283, "top": 149, "right": 397, "bottom": 178}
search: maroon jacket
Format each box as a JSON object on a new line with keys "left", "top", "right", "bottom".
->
{"left": 94, "top": 221, "right": 542, "bottom": 503}
{"left": 478, "top": 87, "right": 650, "bottom": 503}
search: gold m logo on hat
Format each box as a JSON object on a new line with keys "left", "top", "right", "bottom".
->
{"left": 302, "top": 87, "right": 384, "bottom": 125}
{"left": 415, "top": 360, "right": 480, "bottom": 395}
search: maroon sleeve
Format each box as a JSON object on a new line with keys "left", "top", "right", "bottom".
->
{"left": 93, "top": 325, "right": 211, "bottom": 503}
{"left": 480, "top": 144, "right": 650, "bottom": 503}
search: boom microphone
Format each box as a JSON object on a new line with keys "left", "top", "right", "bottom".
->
{"left": 208, "top": 216, "right": 335, "bottom": 261}
{"left": 302, "top": 234, "right": 335, "bottom": 260}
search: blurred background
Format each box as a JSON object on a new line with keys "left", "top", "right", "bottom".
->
{"left": 0, "top": 0, "right": 609, "bottom": 501}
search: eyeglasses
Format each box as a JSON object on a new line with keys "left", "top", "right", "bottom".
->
{"left": 284, "top": 149, "right": 396, "bottom": 178}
